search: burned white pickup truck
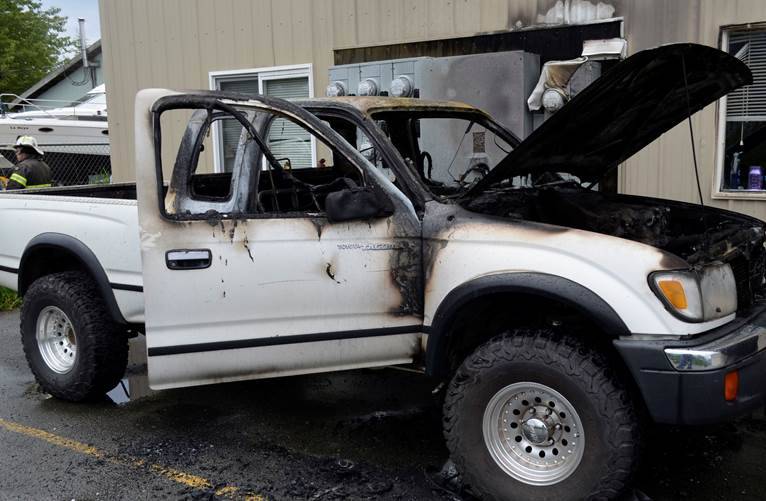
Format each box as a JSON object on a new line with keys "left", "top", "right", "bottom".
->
{"left": 1, "top": 44, "right": 765, "bottom": 500}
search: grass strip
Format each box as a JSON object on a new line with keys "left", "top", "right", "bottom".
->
{"left": 0, "top": 287, "right": 20, "bottom": 311}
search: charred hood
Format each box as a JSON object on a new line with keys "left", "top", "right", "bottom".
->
{"left": 466, "top": 43, "right": 753, "bottom": 196}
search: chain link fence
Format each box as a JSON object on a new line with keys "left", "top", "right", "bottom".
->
{"left": 0, "top": 143, "right": 111, "bottom": 187}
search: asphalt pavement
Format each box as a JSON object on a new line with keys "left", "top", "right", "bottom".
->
{"left": 1, "top": 309, "right": 764, "bottom": 500}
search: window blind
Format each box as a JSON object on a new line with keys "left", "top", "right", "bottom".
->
{"left": 263, "top": 77, "right": 312, "bottom": 169}
{"left": 727, "top": 30, "right": 766, "bottom": 122}
{"left": 219, "top": 78, "right": 259, "bottom": 172}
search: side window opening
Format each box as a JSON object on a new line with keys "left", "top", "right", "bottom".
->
{"left": 189, "top": 115, "right": 238, "bottom": 201}
{"left": 316, "top": 114, "right": 398, "bottom": 185}
{"left": 309, "top": 113, "right": 428, "bottom": 213}
{"left": 161, "top": 106, "right": 258, "bottom": 217}
{"left": 255, "top": 112, "right": 364, "bottom": 215}
{"left": 267, "top": 116, "right": 313, "bottom": 170}
{"left": 156, "top": 100, "right": 380, "bottom": 220}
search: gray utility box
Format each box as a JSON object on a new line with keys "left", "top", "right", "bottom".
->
{"left": 415, "top": 51, "right": 540, "bottom": 140}
{"left": 327, "top": 50, "right": 540, "bottom": 140}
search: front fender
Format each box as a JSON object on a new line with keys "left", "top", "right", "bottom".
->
{"left": 424, "top": 272, "right": 628, "bottom": 377}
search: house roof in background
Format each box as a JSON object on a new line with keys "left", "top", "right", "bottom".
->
{"left": 17, "top": 40, "right": 102, "bottom": 101}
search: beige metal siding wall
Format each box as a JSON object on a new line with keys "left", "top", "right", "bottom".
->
{"left": 99, "top": 0, "right": 766, "bottom": 220}
{"left": 617, "top": 0, "right": 766, "bottom": 221}
{"left": 99, "top": 0, "right": 537, "bottom": 181}
{"left": 99, "top": 0, "right": 583, "bottom": 181}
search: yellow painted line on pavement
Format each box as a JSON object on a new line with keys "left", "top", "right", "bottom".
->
{"left": 0, "top": 417, "right": 105, "bottom": 457}
{"left": 0, "top": 417, "right": 265, "bottom": 500}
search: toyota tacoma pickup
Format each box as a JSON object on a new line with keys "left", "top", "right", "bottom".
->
{"left": 1, "top": 44, "right": 765, "bottom": 500}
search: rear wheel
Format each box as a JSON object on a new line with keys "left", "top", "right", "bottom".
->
{"left": 35, "top": 305, "right": 79, "bottom": 374}
{"left": 443, "top": 329, "right": 640, "bottom": 501}
{"left": 21, "top": 271, "right": 128, "bottom": 402}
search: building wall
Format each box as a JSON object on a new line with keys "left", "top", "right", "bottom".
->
{"left": 616, "top": 0, "right": 766, "bottom": 220}
{"left": 34, "top": 52, "right": 104, "bottom": 104}
{"left": 98, "top": 0, "right": 766, "bottom": 219}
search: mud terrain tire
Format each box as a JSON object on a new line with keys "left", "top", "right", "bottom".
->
{"left": 443, "top": 329, "right": 640, "bottom": 501}
{"left": 21, "top": 271, "right": 128, "bottom": 402}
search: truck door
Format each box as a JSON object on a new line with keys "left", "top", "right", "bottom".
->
{"left": 135, "top": 91, "right": 423, "bottom": 389}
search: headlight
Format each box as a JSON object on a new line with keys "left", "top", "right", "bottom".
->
{"left": 650, "top": 270, "right": 703, "bottom": 321}
{"left": 649, "top": 264, "right": 737, "bottom": 322}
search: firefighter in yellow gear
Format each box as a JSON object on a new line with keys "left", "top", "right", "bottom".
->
{"left": 5, "top": 136, "right": 52, "bottom": 190}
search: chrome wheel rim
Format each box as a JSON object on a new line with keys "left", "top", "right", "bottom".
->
{"left": 482, "top": 381, "right": 585, "bottom": 486}
{"left": 36, "top": 306, "right": 77, "bottom": 374}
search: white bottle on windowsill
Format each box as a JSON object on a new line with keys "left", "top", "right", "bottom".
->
{"left": 730, "top": 151, "right": 741, "bottom": 189}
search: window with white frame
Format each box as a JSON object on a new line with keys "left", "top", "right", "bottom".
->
{"left": 718, "top": 28, "right": 766, "bottom": 193}
{"left": 209, "top": 64, "right": 314, "bottom": 172}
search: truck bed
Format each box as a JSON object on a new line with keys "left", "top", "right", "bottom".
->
{"left": 20, "top": 182, "right": 138, "bottom": 199}
{"left": 0, "top": 185, "right": 144, "bottom": 323}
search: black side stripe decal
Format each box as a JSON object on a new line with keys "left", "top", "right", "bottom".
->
{"left": 110, "top": 283, "right": 144, "bottom": 292}
{"left": 0, "top": 265, "right": 141, "bottom": 294}
{"left": 148, "top": 325, "right": 423, "bottom": 357}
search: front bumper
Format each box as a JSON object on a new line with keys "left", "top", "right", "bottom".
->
{"left": 614, "top": 304, "right": 766, "bottom": 425}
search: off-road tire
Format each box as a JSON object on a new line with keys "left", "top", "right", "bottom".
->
{"left": 21, "top": 271, "right": 128, "bottom": 402}
{"left": 443, "top": 329, "right": 641, "bottom": 501}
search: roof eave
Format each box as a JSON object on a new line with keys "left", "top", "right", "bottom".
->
{"left": 15, "top": 40, "right": 102, "bottom": 102}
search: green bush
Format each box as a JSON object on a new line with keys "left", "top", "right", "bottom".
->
{"left": 0, "top": 287, "right": 20, "bottom": 311}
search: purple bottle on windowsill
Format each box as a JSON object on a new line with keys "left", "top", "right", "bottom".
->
{"left": 749, "top": 165, "right": 763, "bottom": 190}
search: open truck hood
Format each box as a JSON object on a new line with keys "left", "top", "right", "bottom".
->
{"left": 466, "top": 43, "right": 752, "bottom": 197}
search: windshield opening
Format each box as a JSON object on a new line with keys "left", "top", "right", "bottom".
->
{"left": 69, "top": 92, "right": 107, "bottom": 108}
{"left": 371, "top": 111, "right": 516, "bottom": 198}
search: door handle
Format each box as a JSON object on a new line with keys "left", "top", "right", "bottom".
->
{"left": 166, "top": 249, "right": 212, "bottom": 270}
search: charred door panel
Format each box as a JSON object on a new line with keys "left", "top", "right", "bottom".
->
{"left": 136, "top": 90, "right": 424, "bottom": 389}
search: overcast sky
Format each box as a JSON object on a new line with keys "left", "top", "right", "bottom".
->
{"left": 40, "top": 0, "right": 101, "bottom": 47}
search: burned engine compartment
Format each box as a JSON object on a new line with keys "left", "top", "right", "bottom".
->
{"left": 464, "top": 186, "right": 766, "bottom": 307}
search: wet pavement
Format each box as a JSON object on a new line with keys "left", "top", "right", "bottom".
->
{"left": 1, "top": 309, "right": 764, "bottom": 500}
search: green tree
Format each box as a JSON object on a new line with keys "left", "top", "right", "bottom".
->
{"left": 0, "top": 0, "right": 73, "bottom": 96}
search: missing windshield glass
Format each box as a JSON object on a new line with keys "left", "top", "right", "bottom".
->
{"left": 371, "top": 110, "right": 516, "bottom": 198}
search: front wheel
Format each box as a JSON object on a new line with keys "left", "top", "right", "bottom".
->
{"left": 443, "top": 329, "right": 641, "bottom": 501}
{"left": 21, "top": 271, "right": 128, "bottom": 402}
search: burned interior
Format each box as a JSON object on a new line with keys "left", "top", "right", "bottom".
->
{"left": 154, "top": 95, "right": 392, "bottom": 223}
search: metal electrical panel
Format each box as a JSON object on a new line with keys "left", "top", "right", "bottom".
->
{"left": 327, "top": 65, "right": 359, "bottom": 98}
{"left": 358, "top": 62, "right": 394, "bottom": 96}
{"left": 391, "top": 59, "right": 420, "bottom": 88}
{"left": 328, "top": 51, "right": 540, "bottom": 139}
{"left": 328, "top": 51, "right": 540, "bottom": 185}
{"left": 415, "top": 51, "right": 540, "bottom": 139}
